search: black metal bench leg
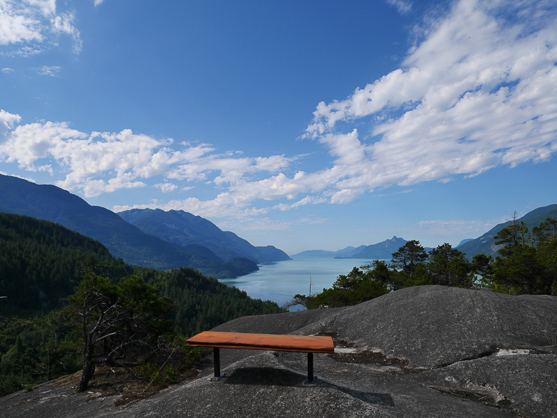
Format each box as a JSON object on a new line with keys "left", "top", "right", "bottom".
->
{"left": 211, "top": 347, "right": 223, "bottom": 381}
{"left": 306, "top": 352, "right": 316, "bottom": 383}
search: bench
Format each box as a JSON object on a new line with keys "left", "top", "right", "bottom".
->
{"left": 186, "top": 331, "right": 335, "bottom": 383}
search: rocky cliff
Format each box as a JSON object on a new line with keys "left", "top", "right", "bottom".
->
{"left": 1, "top": 285, "right": 556, "bottom": 417}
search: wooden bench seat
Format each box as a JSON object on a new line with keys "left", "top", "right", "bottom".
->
{"left": 187, "top": 331, "right": 334, "bottom": 383}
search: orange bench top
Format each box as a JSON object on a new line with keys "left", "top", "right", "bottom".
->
{"left": 186, "top": 331, "right": 334, "bottom": 353}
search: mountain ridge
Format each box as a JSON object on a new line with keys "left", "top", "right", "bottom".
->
{"left": 0, "top": 175, "right": 258, "bottom": 278}
{"left": 118, "top": 208, "right": 290, "bottom": 264}
{"left": 292, "top": 237, "right": 407, "bottom": 260}
{"left": 292, "top": 204, "right": 557, "bottom": 261}
{"left": 457, "top": 204, "right": 557, "bottom": 259}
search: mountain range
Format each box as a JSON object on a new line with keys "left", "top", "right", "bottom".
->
{"left": 1, "top": 174, "right": 555, "bottom": 271}
{"left": 457, "top": 203, "right": 557, "bottom": 258}
{"left": 0, "top": 175, "right": 288, "bottom": 278}
{"left": 119, "top": 209, "right": 290, "bottom": 264}
{"left": 293, "top": 204, "right": 557, "bottom": 261}
{"left": 292, "top": 236, "right": 408, "bottom": 260}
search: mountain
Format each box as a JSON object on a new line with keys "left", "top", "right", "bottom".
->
{"left": 0, "top": 175, "right": 256, "bottom": 278}
{"left": 0, "top": 212, "right": 128, "bottom": 312}
{"left": 459, "top": 204, "right": 557, "bottom": 259}
{"left": 291, "top": 238, "right": 407, "bottom": 260}
{"left": 290, "top": 249, "right": 338, "bottom": 259}
{"left": 118, "top": 209, "right": 290, "bottom": 264}
{"left": 294, "top": 203, "right": 557, "bottom": 262}
{"left": 291, "top": 245, "right": 367, "bottom": 259}
{"left": 456, "top": 238, "right": 473, "bottom": 247}
{"left": 0, "top": 211, "right": 285, "bottom": 395}
{"left": 0, "top": 210, "right": 283, "bottom": 328}
{"left": 344, "top": 236, "right": 408, "bottom": 259}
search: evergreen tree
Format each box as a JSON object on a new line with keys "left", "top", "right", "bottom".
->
{"left": 492, "top": 217, "right": 557, "bottom": 295}
{"left": 426, "top": 243, "right": 472, "bottom": 287}
{"left": 391, "top": 240, "right": 428, "bottom": 282}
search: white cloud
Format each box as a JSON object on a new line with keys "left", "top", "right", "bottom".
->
{"left": 37, "top": 65, "right": 60, "bottom": 76}
{"left": 386, "top": 0, "right": 412, "bottom": 15}
{"left": 0, "top": 109, "right": 21, "bottom": 137}
{"left": 2, "top": 0, "right": 557, "bottom": 224}
{"left": 1, "top": 67, "right": 14, "bottom": 73}
{"left": 0, "top": 116, "right": 294, "bottom": 201}
{"left": 24, "top": 0, "right": 56, "bottom": 17}
{"left": 94, "top": 0, "right": 105, "bottom": 7}
{"left": 0, "top": 0, "right": 81, "bottom": 54}
{"left": 305, "top": 0, "right": 557, "bottom": 193}
{"left": 155, "top": 182, "right": 178, "bottom": 193}
{"left": 51, "top": 12, "right": 81, "bottom": 53}
{"left": 0, "top": 5, "right": 43, "bottom": 45}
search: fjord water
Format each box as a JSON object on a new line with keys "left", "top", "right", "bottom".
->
{"left": 221, "top": 258, "right": 374, "bottom": 310}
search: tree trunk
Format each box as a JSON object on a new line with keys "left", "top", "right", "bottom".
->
{"left": 77, "top": 337, "right": 95, "bottom": 392}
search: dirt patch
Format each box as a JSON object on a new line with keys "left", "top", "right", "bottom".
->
{"left": 54, "top": 360, "right": 200, "bottom": 406}
{"left": 317, "top": 331, "right": 409, "bottom": 367}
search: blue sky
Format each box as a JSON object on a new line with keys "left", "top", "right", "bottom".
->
{"left": 1, "top": 0, "right": 556, "bottom": 255}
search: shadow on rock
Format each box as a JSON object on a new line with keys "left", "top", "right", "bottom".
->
{"left": 223, "top": 366, "right": 395, "bottom": 407}
{"left": 319, "top": 380, "right": 395, "bottom": 408}
{"left": 224, "top": 367, "right": 306, "bottom": 386}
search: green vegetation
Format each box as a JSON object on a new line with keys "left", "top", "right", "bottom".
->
{"left": 3, "top": 208, "right": 554, "bottom": 396}
{"left": 0, "top": 311, "right": 81, "bottom": 396}
{"left": 490, "top": 217, "right": 557, "bottom": 294}
{"left": 289, "top": 218, "right": 557, "bottom": 309}
{"left": 68, "top": 256, "right": 181, "bottom": 392}
{"left": 138, "top": 267, "right": 285, "bottom": 336}
{"left": 0, "top": 174, "right": 259, "bottom": 278}
{"left": 0, "top": 213, "right": 284, "bottom": 396}
{"left": 458, "top": 204, "right": 557, "bottom": 259}
{"left": 0, "top": 213, "right": 132, "bottom": 313}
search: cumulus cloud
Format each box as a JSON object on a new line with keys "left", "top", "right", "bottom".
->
{"left": 0, "top": 109, "right": 21, "bottom": 137}
{"left": 0, "top": 0, "right": 81, "bottom": 54}
{"left": 155, "top": 182, "right": 178, "bottom": 193}
{"left": 0, "top": 113, "right": 294, "bottom": 202}
{"left": 305, "top": 0, "right": 557, "bottom": 194}
{"left": 1, "top": 0, "right": 556, "bottom": 223}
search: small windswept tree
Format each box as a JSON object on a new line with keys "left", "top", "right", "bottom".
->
{"left": 67, "top": 257, "right": 173, "bottom": 392}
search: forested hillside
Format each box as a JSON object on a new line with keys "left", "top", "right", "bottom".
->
{"left": 0, "top": 213, "right": 130, "bottom": 313}
{"left": 458, "top": 204, "right": 557, "bottom": 259}
{"left": 0, "top": 213, "right": 284, "bottom": 396}
{"left": 119, "top": 209, "right": 291, "bottom": 264}
{"left": 0, "top": 175, "right": 257, "bottom": 278}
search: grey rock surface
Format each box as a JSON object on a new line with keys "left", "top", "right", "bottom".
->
{"left": 296, "top": 285, "right": 557, "bottom": 368}
{"left": 1, "top": 285, "right": 556, "bottom": 417}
